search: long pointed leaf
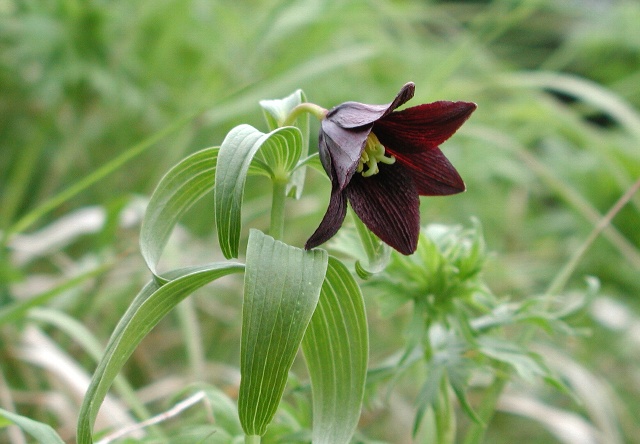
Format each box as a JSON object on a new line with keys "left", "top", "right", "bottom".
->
{"left": 302, "top": 256, "right": 369, "bottom": 444}
{"left": 140, "top": 147, "right": 218, "bottom": 276}
{"left": 238, "top": 230, "right": 328, "bottom": 436}
{"left": 76, "top": 262, "right": 244, "bottom": 444}
{"left": 215, "top": 125, "right": 263, "bottom": 259}
{"left": 215, "top": 125, "right": 303, "bottom": 259}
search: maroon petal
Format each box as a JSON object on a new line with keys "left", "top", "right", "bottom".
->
{"left": 346, "top": 164, "right": 420, "bottom": 255}
{"left": 326, "top": 83, "right": 415, "bottom": 129}
{"left": 374, "top": 101, "right": 476, "bottom": 153}
{"left": 305, "top": 184, "right": 348, "bottom": 250}
{"left": 392, "top": 147, "right": 465, "bottom": 196}
{"left": 320, "top": 119, "right": 372, "bottom": 191}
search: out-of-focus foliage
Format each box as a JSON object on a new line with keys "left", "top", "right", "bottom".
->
{"left": 1, "top": 0, "right": 639, "bottom": 442}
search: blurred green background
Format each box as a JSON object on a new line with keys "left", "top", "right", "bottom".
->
{"left": 1, "top": 0, "right": 639, "bottom": 442}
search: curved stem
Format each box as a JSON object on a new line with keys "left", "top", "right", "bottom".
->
{"left": 282, "top": 103, "right": 327, "bottom": 126}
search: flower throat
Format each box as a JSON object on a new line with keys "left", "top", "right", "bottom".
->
{"left": 357, "top": 133, "right": 396, "bottom": 177}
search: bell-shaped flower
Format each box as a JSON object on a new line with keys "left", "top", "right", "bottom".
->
{"left": 305, "top": 82, "right": 476, "bottom": 255}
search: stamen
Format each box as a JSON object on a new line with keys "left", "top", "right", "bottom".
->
{"left": 358, "top": 133, "right": 395, "bottom": 177}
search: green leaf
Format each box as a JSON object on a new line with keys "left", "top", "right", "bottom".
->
{"left": 352, "top": 211, "right": 391, "bottom": 279}
{"left": 260, "top": 90, "right": 304, "bottom": 129}
{"left": 215, "top": 125, "right": 303, "bottom": 259}
{"left": 296, "top": 152, "right": 324, "bottom": 174}
{"left": 477, "top": 337, "right": 547, "bottom": 383}
{"left": 238, "top": 230, "right": 328, "bottom": 436}
{"left": 301, "top": 256, "right": 369, "bottom": 444}
{"left": 200, "top": 387, "right": 244, "bottom": 437}
{"left": 451, "top": 381, "right": 483, "bottom": 425}
{"left": 0, "top": 408, "right": 65, "bottom": 444}
{"left": 140, "top": 147, "right": 218, "bottom": 277}
{"left": 260, "top": 89, "right": 310, "bottom": 199}
{"left": 215, "top": 125, "right": 263, "bottom": 259}
{"left": 76, "top": 262, "right": 244, "bottom": 444}
{"left": 413, "top": 363, "right": 445, "bottom": 437}
{"left": 256, "top": 126, "right": 303, "bottom": 180}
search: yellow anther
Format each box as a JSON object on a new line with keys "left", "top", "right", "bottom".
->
{"left": 362, "top": 162, "right": 379, "bottom": 177}
{"left": 357, "top": 133, "right": 395, "bottom": 177}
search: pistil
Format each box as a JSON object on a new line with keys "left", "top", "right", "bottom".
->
{"left": 357, "top": 133, "right": 396, "bottom": 177}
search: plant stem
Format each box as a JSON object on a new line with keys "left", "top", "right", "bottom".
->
{"left": 245, "top": 435, "right": 261, "bottom": 444}
{"left": 270, "top": 178, "right": 288, "bottom": 241}
{"left": 282, "top": 103, "right": 327, "bottom": 126}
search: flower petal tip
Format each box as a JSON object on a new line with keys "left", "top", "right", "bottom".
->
{"left": 458, "top": 101, "right": 478, "bottom": 119}
{"left": 466, "top": 100, "right": 478, "bottom": 109}
{"left": 396, "top": 241, "right": 418, "bottom": 256}
{"left": 400, "top": 81, "right": 415, "bottom": 96}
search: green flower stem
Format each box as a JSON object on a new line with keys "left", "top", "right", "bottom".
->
{"left": 269, "top": 178, "right": 288, "bottom": 241}
{"left": 245, "top": 435, "right": 261, "bottom": 444}
{"left": 282, "top": 103, "right": 327, "bottom": 126}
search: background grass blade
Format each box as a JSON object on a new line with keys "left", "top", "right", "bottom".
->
{"left": 76, "top": 262, "right": 244, "bottom": 444}
{"left": 3, "top": 112, "right": 199, "bottom": 244}
{"left": 140, "top": 147, "right": 218, "bottom": 276}
{"left": 504, "top": 71, "right": 640, "bottom": 141}
{"left": 239, "top": 229, "right": 328, "bottom": 437}
{"left": 0, "top": 262, "right": 112, "bottom": 326}
{"left": 0, "top": 408, "right": 65, "bottom": 444}
{"left": 302, "top": 256, "right": 369, "bottom": 444}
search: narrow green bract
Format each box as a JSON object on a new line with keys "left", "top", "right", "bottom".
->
{"left": 239, "top": 229, "right": 328, "bottom": 436}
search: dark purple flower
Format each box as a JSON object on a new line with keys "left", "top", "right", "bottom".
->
{"left": 305, "top": 82, "right": 476, "bottom": 255}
